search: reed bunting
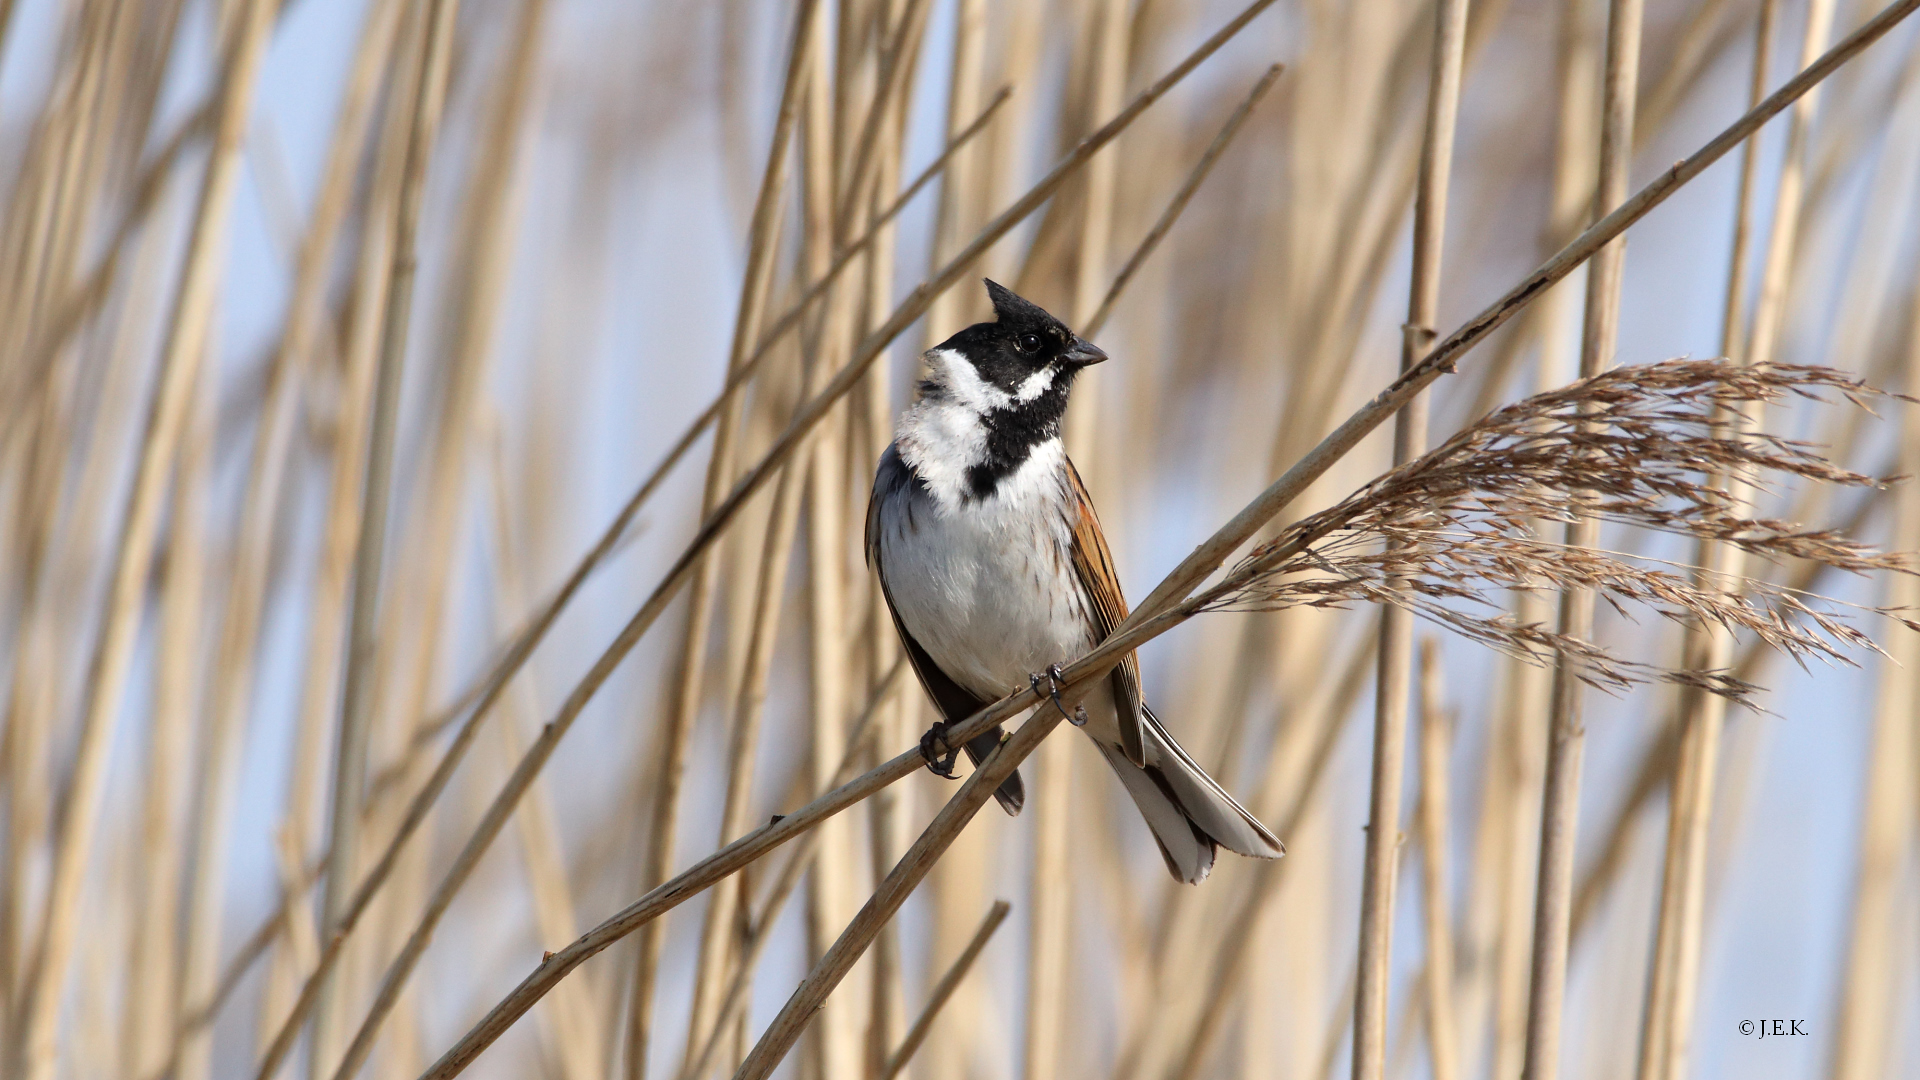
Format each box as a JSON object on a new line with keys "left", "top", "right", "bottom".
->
{"left": 866, "top": 280, "right": 1283, "bottom": 883}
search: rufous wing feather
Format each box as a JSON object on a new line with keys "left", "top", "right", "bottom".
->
{"left": 1064, "top": 459, "right": 1146, "bottom": 767}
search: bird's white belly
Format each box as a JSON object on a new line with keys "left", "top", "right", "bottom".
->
{"left": 879, "top": 493, "right": 1092, "bottom": 701}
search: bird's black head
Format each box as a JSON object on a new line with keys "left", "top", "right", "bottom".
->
{"left": 914, "top": 281, "right": 1108, "bottom": 498}
{"left": 931, "top": 280, "right": 1108, "bottom": 401}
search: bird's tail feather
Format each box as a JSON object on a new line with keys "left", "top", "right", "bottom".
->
{"left": 1096, "top": 706, "right": 1283, "bottom": 883}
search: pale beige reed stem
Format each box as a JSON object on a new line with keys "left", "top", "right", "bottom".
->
{"left": 880, "top": 900, "right": 1011, "bottom": 1080}
{"left": 1634, "top": 3, "right": 1784, "bottom": 1078}
{"left": 625, "top": 8, "right": 819, "bottom": 1077}
{"left": 1353, "top": 4, "right": 1467, "bottom": 1077}
{"left": 1415, "top": 640, "right": 1459, "bottom": 1080}
{"left": 124, "top": 308, "right": 214, "bottom": 1080}
{"left": 311, "top": 0, "right": 463, "bottom": 1076}
{"left": 245, "top": 3, "right": 422, "bottom": 1067}
{"left": 1827, "top": 171, "right": 1920, "bottom": 1080}
{"left": 15, "top": 2, "right": 277, "bottom": 1076}
{"left": 1523, "top": 3, "right": 1643, "bottom": 1079}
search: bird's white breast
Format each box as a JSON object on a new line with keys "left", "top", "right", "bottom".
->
{"left": 873, "top": 438, "right": 1095, "bottom": 700}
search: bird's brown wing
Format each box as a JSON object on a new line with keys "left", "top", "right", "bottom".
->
{"left": 1064, "top": 458, "right": 1147, "bottom": 767}
{"left": 867, "top": 451, "right": 1025, "bottom": 814}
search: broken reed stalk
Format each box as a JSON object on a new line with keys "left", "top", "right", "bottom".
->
{"left": 1354, "top": 2, "right": 1468, "bottom": 1078}
{"left": 14, "top": 3, "right": 278, "bottom": 1077}
{"left": 880, "top": 900, "right": 1012, "bottom": 1080}
{"left": 1635, "top": 2, "right": 1782, "bottom": 1077}
{"left": 1523, "top": 0, "right": 1642, "bottom": 1076}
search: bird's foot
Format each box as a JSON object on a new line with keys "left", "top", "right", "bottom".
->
{"left": 919, "top": 721, "right": 960, "bottom": 779}
{"left": 1030, "top": 663, "right": 1074, "bottom": 722}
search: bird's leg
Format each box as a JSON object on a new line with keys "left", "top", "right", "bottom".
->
{"left": 919, "top": 721, "right": 960, "bottom": 779}
{"left": 1030, "top": 663, "right": 1074, "bottom": 722}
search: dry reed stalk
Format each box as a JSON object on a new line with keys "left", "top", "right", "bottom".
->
{"left": 793, "top": 14, "right": 867, "bottom": 1077}
{"left": 844, "top": 14, "right": 921, "bottom": 1079}
{"left": 626, "top": 8, "right": 818, "bottom": 1075}
{"left": 1521, "top": 0, "right": 1642, "bottom": 1075}
{"left": 1354, "top": 3, "right": 1469, "bottom": 1077}
{"left": 486, "top": 448, "right": 606, "bottom": 1080}
{"left": 676, "top": 660, "right": 905, "bottom": 1080}
{"left": 246, "top": 0, "right": 408, "bottom": 1054}
{"left": 393, "top": 12, "right": 1920, "bottom": 1068}
{"left": 1459, "top": 8, "right": 1599, "bottom": 1071}
{"left": 184, "top": 5, "right": 407, "bottom": 1077}
{"left": 684, "top": 17, "right": 854, "bottom": 1064}
{"left": 27, "top": 151, "right": 187, "bottom": 1072}
{"left": 382, "top": 0, "right": 546, "bottom": 890}
{"left": 1021, "top": 20, "right": 1138, "bottom": 1068}
{"left": 353, "top": 7, "right": 549, "bottom": 1065}
{"left": 1123, "top": 0, "right": 1920, "bottom": 633}
{"left": 1826, "top": 192, "right": 1920, "bottom": 1080}
{"left": 122, "top": 317, "right": 213, "bottom": 1080}
{"left": 680, "top": 382, "right": 809, "bottom": 1077}
{"left": 879, "top": 899, "right": 1010, "bottom": 1080}
{"left": 731, "top": 704, "right": 1068, "bottom": 1080}
{"left": 1028, "top": 11, "right": 1130, "bottom": 1067}
{"left": 1415, "top": 640, "right": 1458, "bottom": 1080}
{"left": 243, "top": 4, "right": 423, "bottom": 1066}
{"left": 921, "top": 0, "right": 988, "bottom": 345}
{"left": 1151, "top": 633, "right": 1375, "bottom": 1080}
{"left": 311, "top": 0, "right": 463, "bottom": 1075}
{"left": 13, "top": 2, "right": 278, "bottom": 1076}
{"left": 342, "top": 10, "right": 1287, "bottom": 1074}
{"left": 1080, "top": 64, "right": 1281, "bottom": 341}
{"left": 0, "top": 28, "right": 180, "bottom": 1042}
{"left": 420, "top": 361, "right": 1879, "bottom": 1080}
{"left": 1634, "top": 4, "right": 1780, "bottom": 1078}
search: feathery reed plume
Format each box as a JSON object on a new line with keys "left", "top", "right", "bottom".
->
{"left": 1206, "top": 361, "right": 1909, "bottom": 702}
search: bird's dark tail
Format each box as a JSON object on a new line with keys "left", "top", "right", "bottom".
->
{"left": 1096, "top": 706, "right": 1282, "bottom": 883}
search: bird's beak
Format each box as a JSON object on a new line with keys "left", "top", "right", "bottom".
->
{"left": 1066, "top": 338, "right": 1108, "bottom": 366}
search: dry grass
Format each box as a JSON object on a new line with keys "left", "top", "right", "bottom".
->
{"left": 4, "top": 3, "right": 1920, "bottom": 1080}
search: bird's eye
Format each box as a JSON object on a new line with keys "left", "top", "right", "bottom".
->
{"left": 1017, "top": 333, "right": 1042, "bottom": 354}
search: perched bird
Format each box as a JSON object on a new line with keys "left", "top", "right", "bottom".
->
{"left": 865, "top": 279, "right": 1283, "bottom": 883}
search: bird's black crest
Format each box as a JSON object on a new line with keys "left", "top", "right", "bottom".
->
{"left": 984, "top": 279, "right": 1063, "bottom": 333}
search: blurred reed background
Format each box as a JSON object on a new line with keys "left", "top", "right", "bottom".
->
{"left": 2, "top": 1, "right": 1919, "bottom": 1079}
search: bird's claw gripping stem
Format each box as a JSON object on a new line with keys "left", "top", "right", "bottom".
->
{"left": 1031, "top": 663, "right": 1074, "bottom": 723}
{"left": 919, "top": 721, "right": 960, "bottom": 779}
